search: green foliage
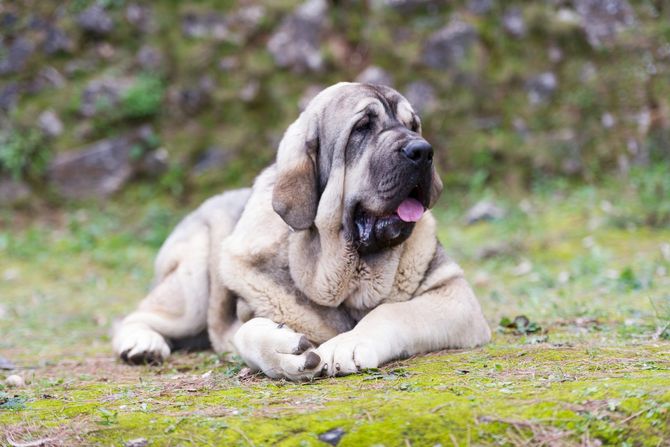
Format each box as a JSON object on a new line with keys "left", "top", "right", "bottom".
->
{"left": 120, "top": 75, "right": 165, "bottom": 120}
{"left": 0, "top": 129, "right": 49, "bottom": 181}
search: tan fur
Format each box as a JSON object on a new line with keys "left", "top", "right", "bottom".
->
{"left": 112, "top": 82, "right": 491, "bottom": 379}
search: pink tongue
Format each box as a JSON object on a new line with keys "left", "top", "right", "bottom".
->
{"left": 397, "top": 198, "right": 424, "bottom": 222}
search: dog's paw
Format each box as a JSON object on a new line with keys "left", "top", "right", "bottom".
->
{"left": 315, "top": 332, "right": 379, "bottom": 377}
{"left": 113, "top": 324, "right": 171, "bottom": 365}
{"left": 233, "top": 318, "right": 322, "bottom": 381}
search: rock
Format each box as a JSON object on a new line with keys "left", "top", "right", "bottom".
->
{"left": 0, "top": 356, "right": 15, "bottom": 370}
{"left": 465, "top": 200, "right": 505, "bottom": 224}
{"left": 525, "top": 72, "right": 558, "bottom": 105}
{"left": 43, "top": 26, "right": 73, "bottom": 55}
{"left": 0, "top": 179, "right": 31, "bottom": 206}
{"left": 181, "top": 12, "right": 229, "bottom": 40}
{"left": 267, "top": 0, "right": 327, "bottom": 73}
{"left": 48, "top": 126, "right": 158, "bottom": 199}
{"left": 502, "top": 7, "right": 526, "bottom": 37}
{"left": 421, "top": 19, "right": 477, "bottom": 70}
{"left": 227, "top": 5, "right": 265, "bottom": 40}
{"left": 468, "top": 0, "right": 492, "bottom": 14}
{"left": 25, "top": 66, "right": 66, "bottom": 95}
{"left": 78, "top": 4, "right": 114, "bottom": 36}
{"left": 318, "top": 427, "right": 346, "bottom": 446}
{"left": 124, "top": 439, "right": 148, "bottom": 447}
{"left": 136, "top": 45, "right": 163, "bottom": 71}
{"left": 38, "top": 110, "right": 63, "bottom": 137}
{"left": 375, "top": 0, "right": 440, "bottom": 11}
{"left": 79, "top": 77, "right": 134, "bottom": 117}
{"left": 239, "top": 80, "right": 260, "bottom": 102}
{"left": 125, "top": 3, "right": 153, "bottom": 33}
{"left": 404, "top": 80, "right": 437, "bottom": 115}
{"left": 5, "top": 374, "right": 24, "bottom": 387}
{"left": 193, "top": 147, "right": 231, "bottom": 174}
{"left": 218, "top": 56, "right": 239, "bottom": 72}
{"left": 0, "top": 37, "right": 35, "bottom": 75}
{"left": 574, "top": 0, "right": 635, "bottom": 48}
{"left": 171, "top": 76, "right": 214, "bottom": 114}
{"left": 138, "top": 147, "right": 169, "bottom": 176}
{"left": 355, "top": 66, "right": 393, "bottom": 86}
{"left": 0, "top": 82, "right": 20, "bottom": 112}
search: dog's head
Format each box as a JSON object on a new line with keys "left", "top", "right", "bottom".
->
{"left": 272, "top": 82, "right": 443, "bottom": 255}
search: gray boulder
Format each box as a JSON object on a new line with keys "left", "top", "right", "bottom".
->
{"left": 355, "top": 66, "right": 393, "bottom": 86}
{"left": 43, "top": 26, "right": 73, "bottom": 55}
{"left": 267, "top": 0, "right": 327, "bottom": 73}
{"left": 403, "top": 81, "right": 437, "bottom": 115}
{"left": 77, "top": 5, "right": 114, "bottom": 36}
{"left": 38, "top": 110, "right": 63, "bottom": 137}
{"left": 422, "top": 19, "right": 477, "bottom": 70}
{"left": 503, "top": 7, "right": 526, "bottom": 38}
{"left": 79, "top": 77, "right": 134, "bottom": 117}
{"left": 574, "top": 0, "right": 635, "bottom": 48}
{"left": 48, "top": 126, "right": 161, "bottom": 199}
{"left": 526, "top": 72, "right": 558, "bottom": 105}
{"left": 466, "top": 200, "right": 505, "bottom": 224}
{"left": 0, "top": 37, "right": 35, "bottom": 75}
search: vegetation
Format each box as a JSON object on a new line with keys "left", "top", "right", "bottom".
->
{"left": 1, "top": 175, "right": 669, "bottom": 446}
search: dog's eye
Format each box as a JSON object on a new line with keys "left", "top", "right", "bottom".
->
{"left": 354, "top": 115, "right": 373, "bottom": 133}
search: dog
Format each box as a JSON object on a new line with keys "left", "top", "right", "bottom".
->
{"left": 112, "top": 82, "right": 491, "bottom": 380}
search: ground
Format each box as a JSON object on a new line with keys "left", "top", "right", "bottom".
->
{"left": 1, "top": 172, "right": 669, "bottom": 446}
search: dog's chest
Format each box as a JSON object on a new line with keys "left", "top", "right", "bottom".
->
{"left": 343, "top": 252, "right": 406, "bottom": 310}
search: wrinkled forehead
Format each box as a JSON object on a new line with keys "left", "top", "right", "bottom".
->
{"left": 310, "top": 83, "right": 417, "bottom": 124}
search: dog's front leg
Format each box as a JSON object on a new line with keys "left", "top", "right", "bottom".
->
{"left": 316, "top": 277, "right": 491, "bottom": 376}
{"left": 232, "top": 318, "right": 323, "bottom": 381}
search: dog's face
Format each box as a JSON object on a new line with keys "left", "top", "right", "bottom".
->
{"left": 273, "top": 82, "right": 443, "bottom": 255}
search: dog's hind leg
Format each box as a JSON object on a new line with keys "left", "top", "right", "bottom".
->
{"left": 113, "top": 190, "right": 251, "bottom": 364}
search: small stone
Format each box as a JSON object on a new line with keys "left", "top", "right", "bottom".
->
{"left": 267, "top": 0, "right": 327, "bottom": 73}
{"left": 239, "top": 80, "right": 260, "bottom": 102}
{"left": 574, "top": 0, "right": 635, "bottom": 48}
{"left": 355, "top": 66, "right": 393, "bottom": 86}
{"left": 0, "top": 37, "right": 35, "bottom": 75}
{"left": 43, "top": 26, "right": 73, "bottom": 55}
{"left": 5, "top": 374, "right": 24, "bottom": 387}
{"left": 126, "top": 3, "right": 153, "bottom": 33}
{"left": 404, "top": 80, "right": 437, "bottom": 114}
{"left": 0, "top": 356, "right": 15, "bottom": 370}
{"left": 468, "top": 0, "right": 492, "bottom": 14}
{"left": 502, "top": 7, "right": 526, "bottom": 37}
{"left": 193, "top": 147, "right": 231, "bottom": 174}
{"left": 124, "top": 438, "right": 148, "bottom": 447}
{"left": 318, "top": 427, "right": 346, "bottom": 446}
{"left": 525, "top": 72, "right": 558, "bottom": 105}
{"left": 38, "top": 110, "right": 63, "bottom": 137}
{"left": 136, "top": 45, "right": 163, "bottom": 70}
{"left": 422, "top": 19, "right": 477, "bottom": 70}
{"left": 78, "top": 4, "right": 114, "bottom": 35}
{"left": 465, "top": 200, "right": 505, "bottom": 224}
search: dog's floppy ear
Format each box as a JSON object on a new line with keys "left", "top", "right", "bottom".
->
{"left": 428, "top": 167, "right": 443, "bottom": 208}
{"left": 272, "top": 113, "right": 319, "bottom": 230}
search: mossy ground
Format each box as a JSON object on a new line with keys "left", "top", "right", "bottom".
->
{"left": 1, "top": 174, "right": 669, "bottom": 446}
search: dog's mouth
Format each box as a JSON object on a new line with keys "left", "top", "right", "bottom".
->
{"left": 353, "top": 185, "right": 427, "bottom": 256}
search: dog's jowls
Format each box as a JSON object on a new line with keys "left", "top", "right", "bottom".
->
{"left": 112, "top": 82, "right": 491, "bottom": 380}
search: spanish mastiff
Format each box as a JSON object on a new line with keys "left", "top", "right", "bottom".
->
{"left": 113, "top": 82, "right": 491, "bottom": 380}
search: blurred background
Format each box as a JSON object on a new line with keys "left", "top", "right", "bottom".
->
{"left": 1, "top": 0, "right": 669, "bottom": 359}
{"left": 1, "top": 0, "right": 668, "bottom": 206}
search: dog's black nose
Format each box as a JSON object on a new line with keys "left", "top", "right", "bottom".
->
{"left": 402, "top": 140, "right": 433, "bottom": 165}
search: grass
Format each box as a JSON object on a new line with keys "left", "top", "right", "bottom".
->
{"left": 1, "top": 173, "right": 669, "bottom": 446}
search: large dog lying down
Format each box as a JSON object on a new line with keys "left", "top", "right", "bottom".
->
{"left": 113, "top": 82, "right": 491, "bottom": 380}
